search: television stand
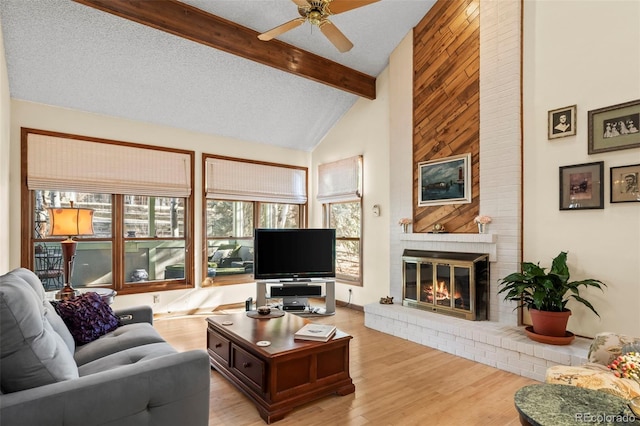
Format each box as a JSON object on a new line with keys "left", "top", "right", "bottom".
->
{"left": 256, "top": 279, "right": 335, "bottom": 316}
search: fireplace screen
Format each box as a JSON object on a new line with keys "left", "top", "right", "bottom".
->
{"left": 402, "top": 250, "right": 488, "bottom": 320}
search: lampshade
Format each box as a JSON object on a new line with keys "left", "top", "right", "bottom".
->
{"left": 46, "top": 206, "right": 94, "bottom": 237}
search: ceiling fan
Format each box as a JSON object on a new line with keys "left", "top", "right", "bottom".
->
{"left": 258, "top": 0, "right": 380, "bottom": 53}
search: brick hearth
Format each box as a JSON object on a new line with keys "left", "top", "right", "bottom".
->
{"left": 365, "top": 303, "right": 590, "bottom": 382}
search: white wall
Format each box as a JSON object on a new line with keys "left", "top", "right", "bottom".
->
{"left": 8, "top": 100, "right": 310, "bottom": 312}
{"left": 0, "top": 21, "right": 10, "bottom": 274}
{"left": 523, "top": 0, "right": 640, "bottom": 337}
{"left": 311, "top": 68, "right": 391, "bottom": 307}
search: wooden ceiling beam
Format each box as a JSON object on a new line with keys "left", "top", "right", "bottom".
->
{"left": 72, "top": 0, "right": 376, "bottom": 99}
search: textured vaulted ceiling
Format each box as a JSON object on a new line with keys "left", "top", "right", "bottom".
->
{"left": 0, "top": 0, "right": 435, "bottom": 151}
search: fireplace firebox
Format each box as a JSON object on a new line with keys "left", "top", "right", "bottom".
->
{"left": 402, "top": 250, "right": 489, "bottom": 320}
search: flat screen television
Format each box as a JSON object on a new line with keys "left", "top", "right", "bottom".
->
{"left": 253, "top": 228, "right": 336, "bottom": 280}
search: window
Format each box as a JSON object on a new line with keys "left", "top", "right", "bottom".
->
{"left": 33, "top": 192, "right": 187, "bottom": 288}
{"left": 318, "top": 156, "right": 363, "bottom": 284}
{"left": 203, "top": 156, "right": 307, "bottom": 285}
{"left": 123, "top": 196, "right": 186, "bottom": 284}
{"left": 23, "top": 129, "right": 194, "bottom": 294}
{"left": 205, "top": 200, "right": 254, "bottom": 284}
{"left": 326, "top": 201, "right": 362, "bottom": 281}
{"left": 259, "top": 203, "right": 301, "bottom": 229}
{"left": 204, "top": 201, "right": 304, "bottom": 285}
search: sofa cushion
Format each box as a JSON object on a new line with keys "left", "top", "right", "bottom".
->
{"left": 53, "top": 292, "right": 120, "bottom": 345}
{"left": 10, "top": 268, "right": 75, "bottom": 353}
{"left": 0, "top": 274, "right": 78, "bottom": 393}
{"left": 589, "top": 332, "right": 640, "bottom": 365}
{"left": 11, "top": 267, "right": 46, "bottom": 299}
{"left": 74, "top": 322, "right": 167, "bottom": 367}
{"left": 78, "top": 342, "right": 178, "bottom": 376}
{"left": 546, "top": 363, "right": 640, "bottom": 400}
{"left": 43, "top": 299, "right": 76, "bottom": 354}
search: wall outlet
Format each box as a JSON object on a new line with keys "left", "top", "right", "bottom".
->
{"left": 153, "top": 294, "right": 160, "bottom": 304}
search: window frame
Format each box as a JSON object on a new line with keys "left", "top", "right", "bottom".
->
{"left": 322, "top": 200, "right": 363, "bottom": 285}
{"left": 202, "top": 154, "right": 308, "bottom": 286}
{"left": 21, "top": 128, "right": 195, "bottom": 295}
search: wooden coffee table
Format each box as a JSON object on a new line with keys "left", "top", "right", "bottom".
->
{"left": 206, "top": 311, "right": 354, "bottom": 424}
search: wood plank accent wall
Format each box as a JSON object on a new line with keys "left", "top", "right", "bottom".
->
{"left": 413, "top": 0, "right": 480, "bottom": 233}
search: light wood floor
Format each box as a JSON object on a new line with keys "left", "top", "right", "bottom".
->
{"left": 154, "top": 307, "right": 537, "bottom": 425}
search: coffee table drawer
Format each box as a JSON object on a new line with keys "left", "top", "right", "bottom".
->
{"left": 207, "top": 330, "right": 230, "bottom": 365}
{"left": 231, "top": 345, "right": 265, "bottom": 391}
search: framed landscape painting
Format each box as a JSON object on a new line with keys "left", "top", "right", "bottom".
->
{"left": 588, "top": 99, "right": 640, "bottom": 154}
{"left": 559, "top": 161, "right": 604, "bottom": 210}
{"left": 418, "top": 153, "right": 471, "bottom": 206}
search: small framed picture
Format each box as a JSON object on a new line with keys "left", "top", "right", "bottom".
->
{"left": 548, "top": 105, "right": 576, "bottom": 139}
{"left": 610, "top": 164, "right": 640, "bottom": 203}
{"left": 418, "top": 153, "right": 471, "bottom": 207}
{"left": 559, "top": 161, "right": 604, "bottom": 210}
{"left": 588, "top": 99, "right": 640, "bottom": 154}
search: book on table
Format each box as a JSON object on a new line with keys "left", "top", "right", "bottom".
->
{"left": 294, "top": 323, "right": 337, "bottom": 342}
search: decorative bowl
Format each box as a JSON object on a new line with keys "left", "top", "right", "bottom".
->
{"left": 257, "top": 306, "right": 271, "bottom": 315}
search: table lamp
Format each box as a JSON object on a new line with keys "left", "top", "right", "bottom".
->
{"left": 46, "top": 201, "right": 94, "bottom": 300}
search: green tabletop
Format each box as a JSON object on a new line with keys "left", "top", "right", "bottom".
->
{"left": 514, "top": 384, "right": 638, "bottom": 426}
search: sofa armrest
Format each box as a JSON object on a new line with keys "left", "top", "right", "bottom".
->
{"left": 114, "top": 305, "right": 154, "bottom": 325}
{"left": 0, "top": 349, "right": 210, "bottom": 426}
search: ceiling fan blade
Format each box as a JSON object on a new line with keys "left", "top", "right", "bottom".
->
{"left": 290, "top": 0, "right": 310, "bottom": 7}
{"left": 320, "top": 21, "right": 353, "bottom": 53}
{"left": 258, "top": 18, "right": 306, "bottom": 41}
{"left": 325, "top": 0, "right": 380, "bottom": 15}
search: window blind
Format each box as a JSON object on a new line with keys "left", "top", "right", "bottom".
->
{"left": 205, "top": 157, "right": 307, "bottom": 204}
{"left": 27, "top": 133, "right": 192, "bottom": 198}
{"left": 317, "top": 155, "right": 362, "bottom": 202}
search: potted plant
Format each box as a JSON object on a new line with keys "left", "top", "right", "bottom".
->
{"left": 498, "top": 251, "right": 606, "bottom": 338}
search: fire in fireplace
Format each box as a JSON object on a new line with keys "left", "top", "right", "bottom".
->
{"left": 402, "top": 250, "right": 489, "bottom": 320}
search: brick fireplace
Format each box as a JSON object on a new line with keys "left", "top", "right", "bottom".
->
{"left": 402, "top": 249, "right": 489, "bottom": 321}
{"left": 373, "top": 0, "right": 591, "bottom": 382}
{"left": 366, "top": 222, "right": 591, "bottom": 383}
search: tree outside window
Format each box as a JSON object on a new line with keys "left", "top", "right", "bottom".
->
{"left": 325, "top": 201, "right": 362, "bottom": 283}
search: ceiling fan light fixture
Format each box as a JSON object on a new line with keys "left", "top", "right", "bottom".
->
{"left": 258, "top": 0, "right": 380, "bottom": 52}
{"left": 308, "top": 10, "right": 322, "bottom": 26}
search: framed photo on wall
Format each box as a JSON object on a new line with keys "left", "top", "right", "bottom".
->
{"left": 610, "top": 163, "right": 640, "bottom": 203}
{"left": 559, "top": 161, "right": 604, "bottom": 210}
{"left": 548, "top": 105, "right": 576, "bottom": 139}
{"left": 588, "top": 99, "right": 640, "bottom": 154}
{"left": 418, "top": 153, "right": 471, "bottom": 206}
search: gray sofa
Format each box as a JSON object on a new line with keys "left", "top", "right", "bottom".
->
{"left": 0, "top": 268, "right": 210, "bottom": 426}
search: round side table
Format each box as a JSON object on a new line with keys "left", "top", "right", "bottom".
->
{"left": 515, "top": 383, "right": 638, "bottom": 426}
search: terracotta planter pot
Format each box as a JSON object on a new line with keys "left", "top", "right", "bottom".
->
{"left": 529, "top": 309, "right": 571, "bottom": 337}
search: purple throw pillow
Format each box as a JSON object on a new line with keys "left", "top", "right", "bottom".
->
{"left": 52, "top": 292, "right": 120, "bottom": 345}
